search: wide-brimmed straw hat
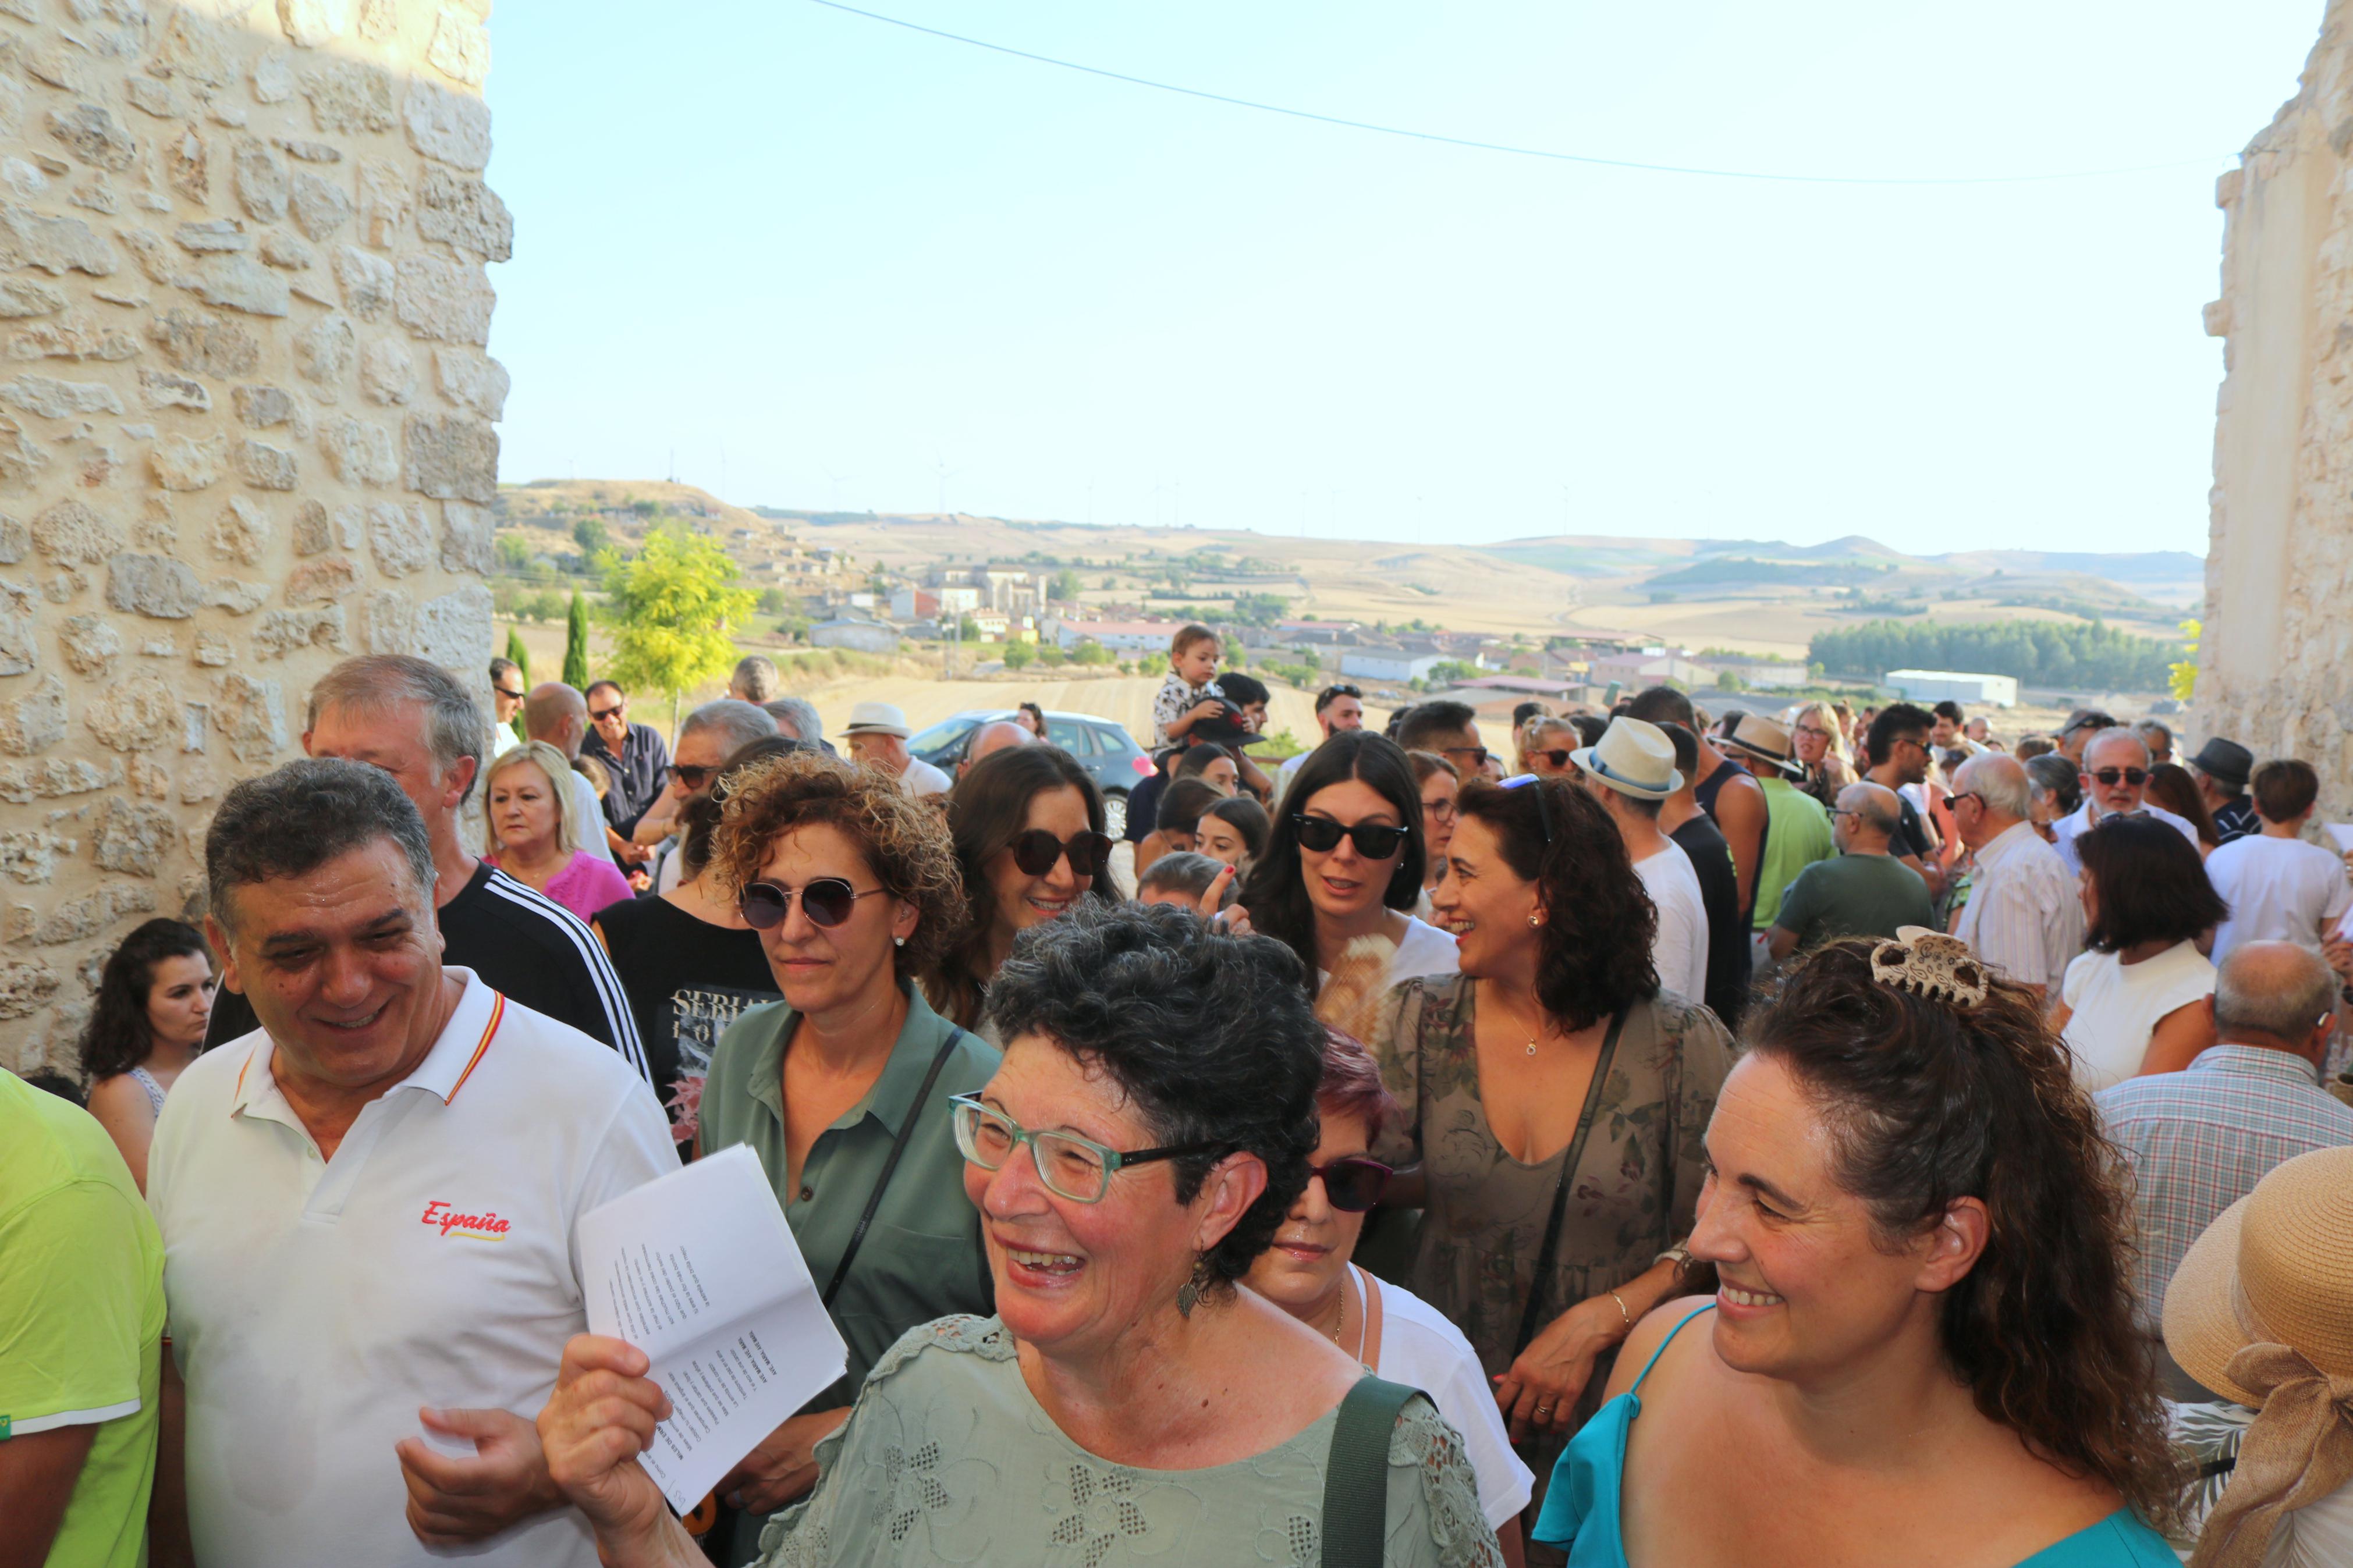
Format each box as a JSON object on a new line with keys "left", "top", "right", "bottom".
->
{"left": 841, "top": 702, "right": 911, "bottom": 739}
{"left": 1719, "top": 714, "right": 1806, "bottom": 777}
{"left": 1569, "top": 716, "right": 1681, "bottom": 799}
{"left": 2164, "top": 1145, "right": 2353, "bottom": 1405}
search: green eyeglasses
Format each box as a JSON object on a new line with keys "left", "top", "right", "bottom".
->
{"left": 949, "top": 1093, "right": 1227, "bottom": 1204}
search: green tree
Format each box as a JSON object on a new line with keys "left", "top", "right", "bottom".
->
{"left": 1002, "top": 639, "right": 1035, "bottom": 670}
{"left": 495, "top": 534, "right": 533, "bottom": 573}
{"left": 562, "top": 587, "right": 591, "bottom": 691}
{"left": 1037, "top": 642, "right": 1067, "bottom": 668}
{"left": 1073, "top": 639, "right": 1113, "bottom": 666}
{"left": 503, "top": 627, "right": 531, "bottom": 682}
{"left": 2170, "top": 618, "right": 2200, "bottom": 703}
{"left": 1052, "top": 568, "right": 1083, "bottom": 602}
{"left": 572, "top": 517, "right": 609, "bottom": 556}
{"left": 598, "top": 527, "right": 758, "bottom": 731}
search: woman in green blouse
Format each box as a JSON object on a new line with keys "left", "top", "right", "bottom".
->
{"left": 692, "top": 752, "right": 1000, "bottom": 1563}
{"left": 542, "top": 902, "right": 1499, "bottom": 1567}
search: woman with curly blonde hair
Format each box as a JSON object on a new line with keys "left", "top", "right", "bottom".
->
{"left": 692, "top": 749, "right": 998, "bottom": 1563}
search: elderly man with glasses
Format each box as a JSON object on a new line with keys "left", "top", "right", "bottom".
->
{"left": 2050, "top": 727, "right": 2201, "bottom": 877}
{"left": 1947, "top": 753, "right": 2084, "bottom": 1001}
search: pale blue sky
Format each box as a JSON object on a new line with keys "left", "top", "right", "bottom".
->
{"left": 483, "top": 1, "right": 2325, "bottom": 553}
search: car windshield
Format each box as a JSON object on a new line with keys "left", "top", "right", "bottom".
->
{"left": 908, "top": 715, "right": 982, "bottom": 753}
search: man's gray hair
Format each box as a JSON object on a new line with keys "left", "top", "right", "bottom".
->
{"left": 2082, "top": 727, "right": 2152, "bottom": 771}
{"left": 762, "top": 695, "right": 823, "bottom": 746}
{"left": 679, "top": 698, "right": 778, "bottom": 757}
{"left": 308, "top": 654, "right": 490, "bottom": 805}
{"left": 207, "top": 759, "right": 438, "bottom": 934}
{"left": 1954, "top": 752, "right": 2032, "bottom": 818}
{"left": 2213, "top": 943, "right": 2338, "bottom": 1045}
{"left": 1137, "top": 851, "right": 1236, "bottom": 908}
{"left": 730, "top": 655, "right": 781, "bottom": 703}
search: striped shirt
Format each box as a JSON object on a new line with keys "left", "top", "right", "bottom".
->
{"left": 2096, "top": 1045, "right": 2353, "bottom": 1335}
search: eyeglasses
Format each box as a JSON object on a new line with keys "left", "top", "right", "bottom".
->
{"left": 1291, "top": 815, "right": 1410, "bottom": 859}
{"left": 738, "top": 877, "right": 888, "bottom": 930}
{"left": 1421, "top": 797, "right": 1458, "bottom": 824}
{"left": 493, "top": 685, "right": 526, "bottom": 701}
{"left": 1307, "top": 1155, "right": 1393, "bottom": 1213}
{"left": 589, "top": 703, "right": 625, "bottom": 723}
{"left": 950, "top": 1094, "right": 1226, "bottom": 1204}
{"left": 1009, "top": 829, "right": 1113, "bottom": 880}
{"left": 2088, "top": 768, "right": 2148, "bottom": 788}
{"left": 1440, "top": 744, "right": 1491, "bottom": 770}
{"left": 1946, "top": 791, "right": 1983, "bottom": 813}
{"left": 666, "top": 763, "right": 715, "bottom": 789}
{"left": 1499, "top": 772, "right": 1556, "bottom": 843}
{"left": 1794, "top": 724, "right": 1832, "bottom": 741}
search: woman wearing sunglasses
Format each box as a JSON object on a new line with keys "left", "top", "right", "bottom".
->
{"left": 1372, "top": 774, "right": 1734, "bottom": 1500}
{"left": 1247, "top": 1026, "right": 1536, "bottom": 1566}
{"left": 689, "top": 751, "right": 998, "bottom": 1563}
{"left": 1242, "top": 730, "right": 1458, "bottom": 1002}
{"left": 539, "top": 902, "right": 1499, "bottom": 1568}
{"left": 927, "top": 744, "right": 1115, "bottom": 1037}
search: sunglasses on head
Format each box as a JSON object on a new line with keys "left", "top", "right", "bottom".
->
{"left": 1291, "top": 814, "right": 1410, "bottom": 859}
{"left": 738, "top": 877, "right": 886, "bottom": 930}
{"left": 666, "top": 763, "right": 715, "bottom": 789}
{"left": 1009, "top": 829, "right": 1113, "bottom": 880}
{"left": 589, "top": 703, "right": 625, "bottom": 723}
{"left": 2089, "top": 767, "right": 2148, "bottom": 788}
{"left": 1308, "top": 1155, "right": 1392, "bottom": 1213}
{"left": 1499, "top": 771, "right": 1556, "bottom": 843}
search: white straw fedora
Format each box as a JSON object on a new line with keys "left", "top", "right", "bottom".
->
{"left": 1569, "top": 716, "right": 1681, "bottom": 799}
{"left": 840, "top": 702, "right": 911, "bottom": 739}
{"left": 1720, "top": 714, "right": 1807, "bottom": 777}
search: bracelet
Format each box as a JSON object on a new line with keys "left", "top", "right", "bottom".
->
{"left": 1607, "top": 1289, "right": 1633, "bottom": 1330}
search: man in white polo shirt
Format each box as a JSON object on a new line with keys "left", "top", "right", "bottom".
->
{"left": 148, "top": 759, "right": 673, "bottom": 1567}
{"left": 2051, "top": 727, "right": 2201, "bottom": 877}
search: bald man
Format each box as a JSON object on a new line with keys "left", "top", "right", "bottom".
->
{"left": 524, "top": 682, "right": 628, "bottom": 868}
{"left": 1768, "top": 781, "right": 1933, "bottom": 959}
{"left": 1949, "top": 752, "right": 2081, "bottom": 999}
{"left": 958, "top": 720, "right": 1034, "bottom": 782}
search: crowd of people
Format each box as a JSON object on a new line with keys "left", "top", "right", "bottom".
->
{"left": 9, "top": 623, "right": 2353, "bottom": 1568}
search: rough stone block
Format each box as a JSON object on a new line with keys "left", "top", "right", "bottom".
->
{"left": 393, "top": 253, "right": 492, "bottom": 344}
{"left": 151, "top": 308, "right": 261, "bottom": 377}
{"left": 417, "top": 167, "right": 510, "bottom": 261}
{"left": 251, "top": 603, "right": 346, "bottom": 660}
{"left": 137, "top": 368, "right": 210, "bottom": 413}
{"left": 150, "top": 10, "right": 239, "bottom": 91}
{"left": 0, "top": 375, "right": 122, "bottom": 418}
{"left": 191, "top": 631, "right": 232, "bottom": 667}
{"left": 318, "top": 412, "right": 395, "bottom": 485}
{"left": 175, "top": 219, "right": 247, "bottom": 255}
{"left": 0, "top": 674, "right": 65, "bottom": 755}
{"left": 0, "top": 578, "right": 32, "bottom": 675}
{"left": 233, "top": 138, "right": 289, "bottom": 222}
{"left": 189, "top": 254, "right": 291, "bottom": 317}
{"left": 403, "top": 77, "right": 490, "bottom": 171}
{"left": 253, "top": 48, "right": 296, "bottom": 105}
{"left": 211, "top": 672, "right": 285, "bottom": 762}
{"left": 7, "top": 314, "right": 137, "bottom": 361}
{"left": 402, "top": 413, "right": 496, "bottom": 503}
{"left": 150, "top": 432, "right": 226, "bottom": 491}
{"left": 359, "top": 336, "right": 414, "bottom": 406}
{"left": 105, "top": 554, "right": 201, "bottom": 618}
{"left": 0, "top": 203, "right": 119, "bottom": 278}
{"left": 0, "top": 516, "right": 22, "bottom": 564}
{"left": 0, "top": 279, "right": 65, "bottom": 318}
{"left": 232, "top": 383, "right": 293, "bottom": 426}
{"left": 294, "top": 312, "right": 354, "bottom": 394}
{"left": 428, "top": 8, "right": 491, "bottom": 87}
{"left": 93, "top": 795, "right": 173, "bottom": 874}
{"left": 285, "top": 554, "right": 357, "bottom": 604}
{"left": 239, "top": 440, "right": 296, "bottom": 490}
{"left": 0, "top": 417, "right": 47, "bottom": 492}
{"left": 335, "top": 245, "right": 394, "bottom": 321}
{"left": 164, "top": 125, "right": 208, "bottom": 205}
{"left": 416, "top": 582, "right": 491, "bottom": 670}
{"left": 260, "top": 232, "right": 313, "bottom": 271}
{"left": 0, "top": 829, "right": 74, "bottom": 884}
{"left": 0, "top": 756, "right": 120, "bottom": 804}
{"left": 432, "top": 349, "right": 509, "bottom": 421}
{"left": 300, "top": 62, "right": 395, "bottom": 134}
{"left": 211, "top": 496, "right": 269, "bottom": 564}
{"left": 30, "top": 500, "right": 123, "bottom": 566}
{"left": 439, "top": 499, "right": 493, "bottom": 574}
{"left": 56, "top": 613, "right": 120, "bottom": 678}
{"left": 279, "top": 0, "right": 354, "bottom": 48}
{"left": 205, "top": 579, "right": 269, "bottom": 616}
{"left": 288, "top": 169, "right": 351, "bottom": 240}
{"left": 356, "top": 159, "right": 412, "bottom": 250}
{"left": 126, "top": 79, "right": 186, "bottom": 122}
{"left": 0, "top": 959, "right": 59, "bottom": 1015}
{"left": 47, "top": 104, "right": 137, "bottom": 172}
{"left": 361, "top": 585, "right": 412, "bottom": 653}
{"left": 83, "top": 673, "right": 178, "bottom": 752}
{"left": 290, "top": 497, "right": 359, "bottom": 555}
{"left": 366, "top": 499, "right": 431, "bottom": 576}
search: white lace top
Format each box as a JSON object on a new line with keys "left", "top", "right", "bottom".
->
{"left": 758, "top": 1314, "right": 1500, "bottom": 1567}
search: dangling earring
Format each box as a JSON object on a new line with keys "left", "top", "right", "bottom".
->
{"left": 1177, "top": 1253, "right": 1213, "bottom": 1318}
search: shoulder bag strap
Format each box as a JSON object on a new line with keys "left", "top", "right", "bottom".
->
{"left": 1319, "top": 1375, "right": 1421, "bottom": 1568}
{"left": 1510, "top": 1006, "right": 1632, "bottom": 1358}
{"left": 821, "top": 1028, "right": 966, "bottom": 1310}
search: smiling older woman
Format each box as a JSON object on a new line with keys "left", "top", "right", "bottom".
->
{"left": 539, "top": 903, "right": 1502, "bottom": 1567}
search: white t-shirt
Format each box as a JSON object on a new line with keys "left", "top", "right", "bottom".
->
{"left": 2206, "top": 833, "right": 2353, "bottom": 959}
{"left": 900, "top": 756, "right": 952, "bottom": 798}
{"left": 2052, "top": 799, "right": 2201, "bottom": 877}
{"left": 148, "top": 969, "right": 676, "bottom": 1568}
{"left": 1632, "top": 838, "right": 1709, "bottom": 1006}
{"left": 1362, "top": 1268, "right": 1535, "bottom": 1531}
{"left": 567, "top": 770, "right": 619, "bottom": 866}
{"left": 1391, "top": 915, "right": 1461, "bottom": 984}
{"left": 2059, "top": 940, "right": 2217, "bottom": 1093}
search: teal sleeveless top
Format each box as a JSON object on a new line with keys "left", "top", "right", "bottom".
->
{"left": 1531, "top": 1304, "right": 2177, "bottom": 1567}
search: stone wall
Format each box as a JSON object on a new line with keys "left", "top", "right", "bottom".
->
{"left": 2199, "top": 0, "right": 2353, "bottom": 809}
{"left": 0, "top": 0, "right": 502, "bottom": 1076}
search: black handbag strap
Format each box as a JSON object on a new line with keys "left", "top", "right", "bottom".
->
{"left": 1319, "top": 1375, "right": 1421, "bottom": 1568}
{"left": 1510, "top": 1006, "right": 1631, "bottom": 1357}
{"left": 821, "top": 1028, "right": 965, "bottom": 1310}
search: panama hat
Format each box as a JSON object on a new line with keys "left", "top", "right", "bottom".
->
{"left": 1719, "top": 714, "right": 1806, "bottom": 777}
{"left": 841, "top": 702, "right": 911, "bottom": 739}
{"left": 2163, "top": 1146, "right": 2353, "bottom": 1406}
{"left": 1569, "top": 716, "right": 1681, "bottom": 799}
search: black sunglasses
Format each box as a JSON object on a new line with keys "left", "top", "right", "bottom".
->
{"left": 1441, "top": 744, "right": 1491, "bottom": 769}
{"left": 1308, "top": 1155, "right": 1392, "bottom": 1213}
{"left": 1009, "top": 829, "right": 1113, "bottom": 880}
{"left": 1316, "top": 684, "right": 1363, "bottom": 707}
{"left": 1533, "top": 749, "right": 1574, "bottom": 770}
{"left": 2088, "top": 767, "right": 2148, "bottom": 788}
{"left": 589, "top": 703, "right": 625, "bottom": 723}
{"left": 738, "top": 877, "right": 887, "bottom": 930}
{"left": 1291, "top": 814, "right": 1410, "bottom": 859}
{"left": 493, "top": 685, "right": 526, "bottom": 701}
{"left": 666, "top": 763, "right": 715, "bottom": 789}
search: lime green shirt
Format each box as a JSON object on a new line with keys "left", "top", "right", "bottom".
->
{"left": 1750, "top": 774, "right": 1835, "bottom": 933}
{"left": 0, "top": 1069, "right": 166, "bottom": 1568}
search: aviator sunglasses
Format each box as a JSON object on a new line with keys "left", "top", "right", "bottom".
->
{"left": 1307, "top": 1155, "right": 1393, "bottom": 1213}
{"left": 737, "top": 877, "right": 888, "bottom": 930}
{"left": 1009, "top": 829, "right": 1114, "bottom": 880}
{"left": 2088, "top": 767, "right": 2149, "bottom": 788}
{"left": 1290, "top": 815, "right": 1411, "bottom": 859}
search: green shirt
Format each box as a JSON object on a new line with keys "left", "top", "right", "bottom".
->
{"left": 1770, "top": 851, "right": 1935, "bottom": 950}
{"left": 1751, "top": 774, "right": 1834, "bottom": 932}
{"left": 0, "top": 1070, "right": 166, "bottom": 1568}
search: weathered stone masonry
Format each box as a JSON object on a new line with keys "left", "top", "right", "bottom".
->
{"left": 0, "top": 0, "right": 502, "bottom": 1075}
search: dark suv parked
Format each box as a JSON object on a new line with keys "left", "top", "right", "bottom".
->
{"left": 907, "top": 709, "right": 1155, "bottom": 836}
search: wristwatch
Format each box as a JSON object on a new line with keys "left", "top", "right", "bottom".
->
{"left": 1653, "top": 1242, "right": 1695, "bottom": 1279}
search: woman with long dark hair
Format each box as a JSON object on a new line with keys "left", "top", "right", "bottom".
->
{"left": 2052, "top": 816, "right": 2226, "bottom": 1087}
{"left": 1535, "top": 932, "right": 2182, "bottom": 1563}
{"left": 1240, "top": 730, "right": 1455, "bottom": 1003}
{"left": 1371, "top": 773, "right": 1734, "bottom": 1486}
{"left": 925, "top": 742, "right": 1112, "bottom": 1034}
{"left": 80, "top": 916, "right": 215, "bottom": 1191}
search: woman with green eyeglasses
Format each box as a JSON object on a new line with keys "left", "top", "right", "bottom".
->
{"left": 686, "top": 751, "right": 1000, "bottom": 1563}
{"left": 540, "top": 901, "right": 1499, "bottom": 1567}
